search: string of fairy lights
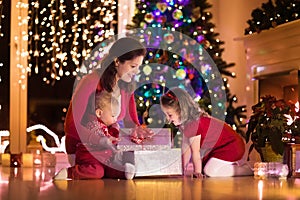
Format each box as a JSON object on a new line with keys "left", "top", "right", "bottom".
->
{"left": 26, "top": 0, "right": 117, "bottom": 84}
{"left": 15, "top": 2, "right": 29, "bottom": 90}
{"left": 1, "top": 0, "right": 134, "bottom": 90}
{"left": 0, "top": 0, "right": 3, "bottom": 90}
{"left": 0, "top": 0, "right": 4, "bottom": 131}
{"left": 0, "top": 0, "right": 3, "bottom": 38}
{"left": 245, "top": 0, "right": 300, "bottom": 35}
{"left": 0, "top": 0, "right": 119, "bottom": 132}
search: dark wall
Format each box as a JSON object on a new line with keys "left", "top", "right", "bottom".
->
{"left": 0, "top": 0, "right": 11, "bottom": 130}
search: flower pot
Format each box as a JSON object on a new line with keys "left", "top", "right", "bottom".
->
{"left": 261, "top": 143, "right": 283, "bottom": 162}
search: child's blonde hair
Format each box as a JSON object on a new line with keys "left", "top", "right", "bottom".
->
{"left": 160, "top": 87, "right": 208, "bottom": 125}
{"left": 81, "top": 90, "right": 119, "bottom": 126}
{"left": 95, "top": 90, "right": 118, "bottom": 111}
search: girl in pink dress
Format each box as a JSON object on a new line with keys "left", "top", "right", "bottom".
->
{"left": 160, "top": 87, "right": 253, "bottom": 177}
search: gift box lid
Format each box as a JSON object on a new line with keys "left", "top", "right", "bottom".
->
{"left": 117, "top": 128, "right": 172, "bottom": 151}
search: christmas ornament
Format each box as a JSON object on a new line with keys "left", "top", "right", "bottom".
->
{"left": 204, "top": 40, "right": 211, "bottom": 48}
{"left": 189, "top": 40, "right": 197, "bottom": 45}
{"left": 157, "top": 15, "right": 167, "bottom": 23}
{"left": 172, "top": 9, "right": 183, "bottom": 20}
{"left": 156, "top": 2, "right": 168, "bottom": 13}
{"left": 140, "top": 22, "right": 147, "bottom": 29}
{"left": 158, "top": 50, "right": 169, "bottom": 63}
{"left": 144, "top": 13, "right": 154, "bottom": 23}
{"left": 197, "top": 35, "right": 205, "bottom": 43}
{"left": 163, "top": 33, "right": 175, "bottom": 44}
{"left": 187, "top": 69, "right": 195, "bottom": 80}
{"left": 183, "top": 39, "right": 189, "bottom": 46}
{"left": 176, "top": 68, "right": 186, "bottom": 80}
{"left": 174, "top": 60, "right": 180, "bottom": 67}
{"left": 147, "top": 118, "right": 153, "bottom": 124}
{"left": 185, "top": 53, "right": 195, "bottom": 63}
{"left": 143, "top": 65, "right": 152, "bottom": 76}
{"left": 188, "top": 73, "right": 194, "bottom": 80}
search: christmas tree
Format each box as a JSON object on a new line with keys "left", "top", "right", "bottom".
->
{"left": 245, "top": 0, "right": 300, "bottom": 35}
{"left": 126, "top": 0, "right": 247, "bottom": 142}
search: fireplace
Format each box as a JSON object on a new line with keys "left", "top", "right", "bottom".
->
{"left": 257, "top": 70, "right": 299, "bottom": 103}
{"left": 241, "top": 19, "right": 300, "bottom": 104}
{"left": 240, "top": 20, "right": 300, "bottom": 170}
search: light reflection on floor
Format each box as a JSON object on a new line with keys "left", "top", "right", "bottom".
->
{"left": 1, "top": 153, "right": 300, "bottom": 200}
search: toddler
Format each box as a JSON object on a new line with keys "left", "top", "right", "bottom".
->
{"left": 54, "top": 90, "right": 135, "bottom": 180}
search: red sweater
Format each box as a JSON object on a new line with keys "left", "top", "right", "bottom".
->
{"left": 64, "top": 70, "right": 140, "bottom": 150}
{"left": 182, "top": 116, "right": 245, "bottom": 165}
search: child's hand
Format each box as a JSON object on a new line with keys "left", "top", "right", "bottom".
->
{"left": 99, "top": 136, "right": 118, "bottom": 151}
{"left": 108, "top": 135, "right": 120, "bottom": 144}
{"left": 133, "top": 125, "right": 154, "bottom": 139}
{"left": 130, "top": 125, "right": 154, "bottom": 144}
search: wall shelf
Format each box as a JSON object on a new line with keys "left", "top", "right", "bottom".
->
{"left": 241, "top": 19, "right": 300, "bottom": 79}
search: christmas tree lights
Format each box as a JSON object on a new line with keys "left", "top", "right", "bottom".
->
{"left": 126, "top": 0, "right": 247, "bottom": 139}
{"left": 245, "top": 0, "right": 300, "bottom": 35}
{"left": 2, "top": 0, "right": 248, "bottom": 142}
{"left": 27, "top": 0, "right": 117, "bottom": 85}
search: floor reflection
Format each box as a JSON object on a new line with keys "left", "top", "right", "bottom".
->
{"left": 1, "top": 167, "right": 56, "bottom": 200}
{"left": 1, "top": 166, "right": 300, "bottom": 200}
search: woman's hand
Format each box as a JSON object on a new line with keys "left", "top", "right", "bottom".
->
{"left": 135, "top": 125, "right": 155, "bottom": 139}
{"left": 130, "top": 125, "right": 154, "bottom": 144}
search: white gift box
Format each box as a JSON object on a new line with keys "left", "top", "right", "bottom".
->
{"left": 123, "top": 148, "right": 182, "bottom": 177}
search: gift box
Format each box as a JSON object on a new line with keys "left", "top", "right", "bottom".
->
{"left": 117, "top": 128, "right": 172, "bottom": 151}
{"left": 123, "top": 148, "right": 182, "bottom": 177}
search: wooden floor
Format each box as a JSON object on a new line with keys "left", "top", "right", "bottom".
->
{"left": 1, "top": 154, "right": 300, "bottom": 200}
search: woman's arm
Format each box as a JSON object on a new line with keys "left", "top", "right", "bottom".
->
{"left": 189, "top": 135, "right": 202, "bottom": 174}
{"left": 67, "top": 71, "right": 102, "bottom": 143}
{"left": 128, "top": 93, "right": 141, "bottom": 125}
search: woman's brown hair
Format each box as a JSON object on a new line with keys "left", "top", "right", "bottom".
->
{"left": 98, "top": 37, "right": 147, "bottom": 92}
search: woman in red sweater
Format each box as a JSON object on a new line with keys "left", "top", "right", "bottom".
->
{"left": 160, "top": 87, "right": 253, "bottom": 177}
{"left": 54, "top": 37, "right": 149, "bottom": 180}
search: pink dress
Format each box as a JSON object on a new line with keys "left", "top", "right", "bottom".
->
{"left": 182, "top": 116, "right": 245, "bottom": 168}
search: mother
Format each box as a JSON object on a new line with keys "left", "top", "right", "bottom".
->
{"left": 63, "top": 37, "right": 148, "bottom": 179}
